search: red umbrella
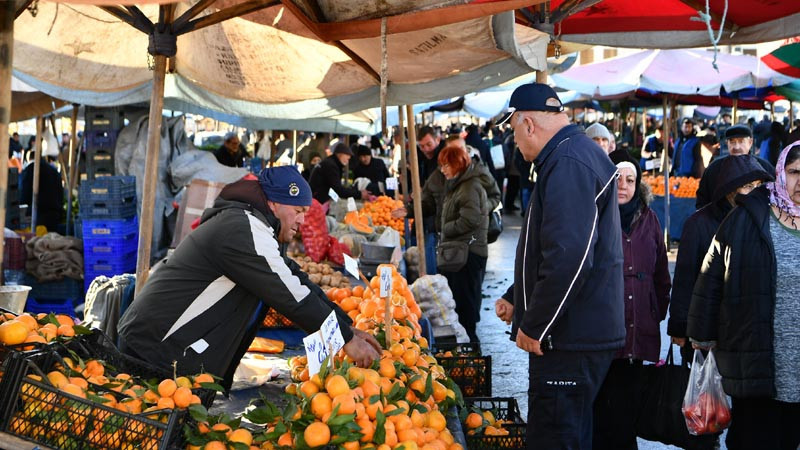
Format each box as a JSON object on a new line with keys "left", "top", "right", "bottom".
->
{"left": 762, "top": 42, "right": 800, "bottom": 78}
{"left": 517, "top": 0, "right": 800, "bottom": 48}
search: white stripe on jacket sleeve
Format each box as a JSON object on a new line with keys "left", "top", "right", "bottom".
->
{"left": 245, "top": 212, "right": 311, "bottom": 302}
{"left": 162, "top": 275, "right": 236, "bottom": 341}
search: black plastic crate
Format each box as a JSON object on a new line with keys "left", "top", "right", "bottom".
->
{"left": 84, "top": 129, "right": 119, "bottom": 151}
{"left": 433, "top": 341, "right": 481, "bottom": 356}
{"left": 438, "top": 354, "right": 492, "bottom": 397}
{"left": 86, "top": 147, "right": 114, "bottom": 166}
{"left": 85, "top": 106, "right": 124, "bottom": 132}
{"left": 0, "top": 351, "right": 183, "bottom": 450}
{"left": 463, "top": 397, "right": 526, "bottom": 450}
{"left": 87, "top": 161, "right": 116, "bottom": 180}
{"left": 8, "top": 168, "right": 19, "bottom": 189}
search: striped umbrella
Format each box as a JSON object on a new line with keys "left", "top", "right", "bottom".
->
{"left": 762, "top": 42, "right": 800, "bottom": 78}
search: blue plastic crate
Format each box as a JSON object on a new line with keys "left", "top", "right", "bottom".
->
{"left": 24, "top": 297, "right": 76, "bottom": 316}
{"left": 84, "top": 129, "right": 118, "bottom": 150}
{"left": 23, "top": 275, "right": 84, "bottom": 302}
{"left": 79, "top": 201, "right": 137, "bottom": 219}
{"left": 79, "top": 176, "right": 135, "bottom": 200}
{"left": 83, "top": 233, "right": 138, "bottom": 256}
{"left": 84, "top": 250, "right": 137, "bottom": 273}
{"left": 81, "top": 216, "right": 138, "bottom": 237}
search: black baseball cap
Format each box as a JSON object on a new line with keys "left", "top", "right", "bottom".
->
{"left": 724, "top": 124, "right": 753, "bottom": 140}
{"left": 497, "top": 83, "right": 564, "bottom": 125}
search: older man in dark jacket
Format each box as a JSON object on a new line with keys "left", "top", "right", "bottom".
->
{"left": 504, "top": 84, "right": 624, "bottom": 449}
{"left": 309, "top": 143, "right": 369, "bottom": 203}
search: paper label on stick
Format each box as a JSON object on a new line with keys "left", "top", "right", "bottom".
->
{"left": 385, "top": 177, "right": 398, "bottom": 191}
{"left": 347, "top": 197, "right": 357, "bottom": 212}
{"left": 343, "top": 254, "right": 359, "bottom": 278}
{"left": 379, "top": 266, "right": 393, "bottom": 298}
{"left": 328, "top": 188, "right": 340, "bottom": 202}
{"left": 303, "top": 311, "right": 346, "bottom": 376}
{"left": 645, "top": 159, "right": 657, "bottom": 170}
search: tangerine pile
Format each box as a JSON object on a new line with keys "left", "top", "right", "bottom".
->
{"left": 643, "top": 175, "right": 698, "bottom": 198}
{"left": 206, "top": 264, "right": 464, "bottom": 450}
{"left": 0, "top": 312, "right": 81, "bottom": 348}
{"left": 358, "top": 196, "right": 409, "bottom": 233}
{"left": 8, "top": 349, "right": 221, "bottom": 450}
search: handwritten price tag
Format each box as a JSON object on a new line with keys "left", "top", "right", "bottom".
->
{"left": 347, "top": 197, "right": 357, "bottom": 212}
{"left": 343, "top": 254, "right": 359, "bottom": 278}
{"left": 379, "top": 266, "right": 393, "bottom": 298}
{"left": 385, "top": 177, "right": 398, "bottom": 191}
{"left": 303, "top": 311, "right": 345, "bottom": 376}
{"left": 328, "top": 188, "right": 340, "bottom": 202}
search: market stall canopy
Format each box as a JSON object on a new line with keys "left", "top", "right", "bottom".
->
{"left": 10, "top": 76, "right": 69, "bottom": 122}
{"left": 13, "top": 1, "right": 549, "bottom": 118}
{"left": 762, "top": 41, "right": 800, "bottom": 78}
{"left": 551, "top": 49, "right": 795, "bottom": 98}
{"left": 518, "top": 0, "right": 800, "bottom": 49}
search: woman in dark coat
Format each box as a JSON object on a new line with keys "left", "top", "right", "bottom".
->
{"left": 593, "top": 151, "right": 671, "bottom": 450}
{"left": 437, "top": 144, "right": 489, "bottom": 343}
{"left": 688, "top": 143, "right": 800, "bottom": 450}
{"left": 669, "top": 155, "right": 773, "bottom": 363}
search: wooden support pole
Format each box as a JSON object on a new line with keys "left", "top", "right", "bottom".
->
{"left": 398, "top": 106, "right": 407, "bottom": 201}
{"left": 66, "top": 105, "right": 79, "bottom": 236}
{"left": 770, "top": 102, "right": 775, "bottom": 122}
{"left": 0, "top": 1, "right": 13, "bottom": 281}
{"left": 536, "top": 69, "right": 547, "bottom": 84}
{"left": 405, "top": 105, "right": 426, "bottom": 276}
{"left": 135, "top": 54, "right": 168, "bottom": 295}
{"left": 292, "top": 129, "right": 297, "bottom": 166}
{"left": 732, "top": 98, "right": 738, "bottom": 124}
{"left": 49, "top": 115, "right": 69, "bottom": 188}
{"left": 31, "top": 116, "right": 43, "bottom": 231}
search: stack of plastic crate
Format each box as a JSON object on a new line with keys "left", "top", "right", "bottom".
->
{"left": 79, "top": 176, "right": 138, "bottom": 291}
{"left": 84, "top": 106, "right": 124, "bottom": 180}
{"left": 6, "top": 168, "right": 20, "bottom": 229}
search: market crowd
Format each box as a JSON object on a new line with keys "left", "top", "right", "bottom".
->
{"left": 487, "top": 84, "right": 800, "bottom": 450}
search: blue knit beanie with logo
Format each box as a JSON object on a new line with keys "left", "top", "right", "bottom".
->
{"left": 258, "top": 166, "right": 312, "bottom": 206}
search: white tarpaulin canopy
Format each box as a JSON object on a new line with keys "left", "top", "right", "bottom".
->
{"left": 13, "top": 1, "right": 549, "bottom": 118}
{"left": 551, "top": 49, "right": 796, "bottom": 98}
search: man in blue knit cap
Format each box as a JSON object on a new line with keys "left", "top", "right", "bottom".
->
{"left": 119, "top": 167, "right": 381, "bottom": 389}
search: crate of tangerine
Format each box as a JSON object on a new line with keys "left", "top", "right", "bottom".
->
{"left": 434, "top": 342, "right": 491, "bottom": 397}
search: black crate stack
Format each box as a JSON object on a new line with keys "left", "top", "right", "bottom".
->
{"left": 84, "top": 106, "right": 124, "bottom": 180}
{"left": 79, "top": 175, "right": 138, "bottom": 291}
{"left": 6, "top": 168, "right": 20, "bottom": 229}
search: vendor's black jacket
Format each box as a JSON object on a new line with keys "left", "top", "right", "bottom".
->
{"left": 353, "top": 157, "right": 390, "bottom": 186}
{"left": 118, "top": 179, "right": 353, "bottom": 389}
{"left": 511, "top": 124, "right": 625, "bottom": 351}
{"left": 20, "top": 158, "right": 63, "bottom": 231}
{"left": 695, "top": 155, "right": 774, "bottom": 209}
{"left": 687, "top": 186, "right": 776, "bottom": 398}
{"left": 309, "top": 155, "right": 362, "bottom": 203}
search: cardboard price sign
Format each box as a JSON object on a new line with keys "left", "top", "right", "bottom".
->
{"left": 303, "top": 310, "right": 346, "bottom": 376}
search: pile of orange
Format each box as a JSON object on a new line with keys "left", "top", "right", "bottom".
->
{"left": 8, "top": 349, "right": 221, "bottom": 450}
{"left": 0, "top": 312, "right": 80, "bottom": 348}
{"left": 238, "top": 264, "right": 464, "bottom": 450}
{"left": 184, "top": 413, "right": 257, "bottom": 450}
{"left": 643, "top": 175, "right": 698, "bottom": 198}
{"left": 358, "top": 196, "right": 409, "bottom": 233}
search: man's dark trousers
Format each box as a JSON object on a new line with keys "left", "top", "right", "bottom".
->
{"left": 527, "top": 349, "right": 616, "bottom": 449}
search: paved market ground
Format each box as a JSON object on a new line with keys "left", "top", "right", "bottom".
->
{"left": 478, "top": 213, "right": 727, "bottom": 449}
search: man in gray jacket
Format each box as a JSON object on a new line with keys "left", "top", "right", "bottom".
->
{"left": 118, "top": 167, "right": 380, "bottom": 389}
{"left": 501, "top": 84, "right": 625, "bottom": 449}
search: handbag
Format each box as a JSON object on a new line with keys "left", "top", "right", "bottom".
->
{"left": 487, "top": 209, "right": 503, "bottom": 244}
{"left": 436, "top": 239, "right": 470, "bottom": 272}
{"left": 635, "top": 346, "right": 717, "bottom": 449}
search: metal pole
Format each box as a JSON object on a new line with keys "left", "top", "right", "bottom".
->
{"left": 135, "top": 54, "right": 168, "bottom": 295}
{"left": 0, "top": 1, "right": 13, "bottom": 282}
{"left": 405, "top": 105, "right": 426, "bottom": 276}
{"left": 31, "top": 116, "right": 43, "bottom": 231}
{"left": 661, "top": 97, "right": 671, "bottom": 247}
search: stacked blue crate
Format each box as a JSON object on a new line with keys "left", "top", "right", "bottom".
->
{"left": 79, "top": 176, "right": 139, "bottom": 291}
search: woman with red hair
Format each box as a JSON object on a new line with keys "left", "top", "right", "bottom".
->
{"left": 437, "top": 144, "right": 490, "bottom": 342}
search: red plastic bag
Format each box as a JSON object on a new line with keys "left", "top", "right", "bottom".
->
{"left": 327, "top": 236, "right": 352, "bottom": 266}
{"left": 299, "top": 199, "right": 330, "bottom": 262}
{"left": 682, "top": 349, "right": 731, "bottom": 435}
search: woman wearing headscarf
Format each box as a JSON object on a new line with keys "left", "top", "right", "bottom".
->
{"left": 437, "top": 144, "right": 489, "bottom": 342}
{"left": 688, "top": 142, "right": 800, "bottom": 450}
{"left": 593, "top": 150, "right": 671, "bottom": 450}
{"left": 669, "top": 155, "right": 773, "bottom": 363}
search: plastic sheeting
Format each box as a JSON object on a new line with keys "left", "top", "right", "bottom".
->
{"left": 551, "top": 49, "right": 795, "bottom": 98}
{"left": 13, "top": 3, "right": 548, "bottom": 118}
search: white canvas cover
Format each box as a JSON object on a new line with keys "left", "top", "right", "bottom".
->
{"left": 12, "top": 2, "right": 548, "bottom": 119}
